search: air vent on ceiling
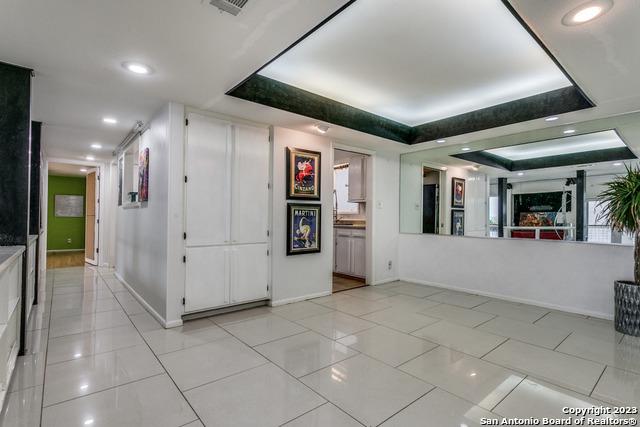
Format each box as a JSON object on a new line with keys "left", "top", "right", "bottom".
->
{"left": 210, "top": 0, "right": 248, "bottom": 16}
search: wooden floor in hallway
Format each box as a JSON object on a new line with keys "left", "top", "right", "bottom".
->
{"left": 46, "top": 250, "right": 86, "bottom": 269}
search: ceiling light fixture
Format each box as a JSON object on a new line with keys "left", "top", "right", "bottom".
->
{"left": 79, "top": 169, "right": 88, "bottom": 173}
{"left": 562, "top": 0, "right": 613, "bottom": 26}
{"left": 544, "top": 116, "right": 559, "bottom": 122}
{"left": 90, "top": 143, "right": 102, "bottom": 149}
{"left": 563, "top": 129, "right": 576, "bottom": 134}
{"left": 613, "top": 162, "right": 623, "bottom": 166}
{"left": 85, "top": 155, "right": 95, "bottom": 161}
{"left": 122, "top": 62, "right": 153, "bottom": 75}
{"left": 103, "top": 117, "right": 118, "bottom": 125}
{"left": 315, "top": 124, "right": 330, "bottom": 134}
{"left": 461, "top": 147, "right": 471, "bottom": 151}
{"left": 436, "top": 139, "right": 446, "bottom": 144}
{"left": 517, "top": 172, "right": 525, "bottom": 176}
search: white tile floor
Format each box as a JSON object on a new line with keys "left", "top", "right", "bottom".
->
{"left": 2, "top": 269, "right": 639, "bottom": 427}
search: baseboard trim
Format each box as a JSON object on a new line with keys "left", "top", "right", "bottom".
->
{"left": 399, "top": 276, "right": 612, "bottom": 320}
{"left": 270, "top": 290, "right": 332, "bottom": 307}
{"left": 371, "top": 277, "right": 400, "bottom": 286}
{"left": 114, "top": 272, "right": 182, "bottom": 328}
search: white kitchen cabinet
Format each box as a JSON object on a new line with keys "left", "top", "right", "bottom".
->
{"left": 347, "top": 156, "right": 366, "bottom": 202}
{"left": 334, "top": 228, "right": 366, "bottom": 279}
{"left": 184, "top": 113, "right": 270, "bottom": 313}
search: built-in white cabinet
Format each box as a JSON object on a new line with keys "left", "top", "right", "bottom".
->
{"left": 184, "top": 113, "right": 270, "bottom": 313}
{"left": 347, "top": 156, "right": 366, "bottom": 202}
{"left": 334, "top": 228, "right": 366, "bottom": 278}
{"left": 0, "top": 247, "right": 23, "bottom": 408}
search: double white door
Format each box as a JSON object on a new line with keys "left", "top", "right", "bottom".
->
{"left": 184, "top": 113, "right": 270, "bottom": 313}
{"left": 334, "top": 229, "right": 366, "bottom": 278}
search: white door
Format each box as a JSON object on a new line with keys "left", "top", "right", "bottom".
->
{"left": 185, "top": 113, "right": 232, "bottom": 246}
{"left": 334, "top": 232, "right": 351, "bottom": 274}
{"left": 351, "top": 234, "right": 366, "bottom": 278}
{"left": 230, "top": 244, "right": 269, "bottom": 304}
{"left": 185, "top": 246, "right": 229, "bottom": 312}
{"left": 231, "top": 124, "right": 270, "bottom": 245}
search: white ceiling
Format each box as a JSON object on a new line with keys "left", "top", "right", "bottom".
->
{"left": 486, "top": 130, "right": 624, "bottom": 161}
{"left": 1, "top": 0, "right": 639, "bottom": 162}
{"left": 259, "top": 0, "right": 570, "bottom": 126}
{"left": 48, "top": 162, "right": 92, "bottom": 177}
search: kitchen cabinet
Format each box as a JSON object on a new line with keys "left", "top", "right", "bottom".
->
{"left": 184, "top": 113, "right": 270, "bottom": 313}
{"left": 347, "top": 156, "right": 366, "bottom": 202}
{"left": 334, "top": 228, "right": 366, "bottom": 279}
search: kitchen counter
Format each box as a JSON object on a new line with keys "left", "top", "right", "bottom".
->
{"left": 0, "top": 246, "right": 25, "bottom": 275}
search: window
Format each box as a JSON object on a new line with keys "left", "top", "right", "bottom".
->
{"left": 334, "top": 165, "right": 359, "bottom": 214}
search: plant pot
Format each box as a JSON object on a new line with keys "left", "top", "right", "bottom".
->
{"left": 614, "top": 280, "right": 640, "bottom": 336}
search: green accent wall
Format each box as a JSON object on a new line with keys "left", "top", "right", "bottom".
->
{"left": 47, "top": 175, "right": 86, "bottom": 251}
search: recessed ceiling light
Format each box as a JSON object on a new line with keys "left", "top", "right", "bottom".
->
{"left": 562, "top": 0, "right": 613, "bottom": 26}
{"left": 461, "top": 147, "right": 471, "bottom": 151}
{"left": 436, "top": 139, "right": 446, "bottom": 144}
{"left": 315, "top": 124, "right": 330, "bottom": 134}
{"left": 85, "top": 155, "right": 95, "bottom": 161}
{"left": 563, "top": 129, "right": 576, "bottom": 134}
{"left": 544, "top": 116, "right": 559, "bottom": 122}
{"left": 613, "top": 162, "right": 622, "bottom": 166}
{"left": 83, "top": 418, "right": 94, "bottom": 425}
{"left": 79, "top": 169, "right": 88, "bottom": 173}
{"left": 90, "top": 143, "right": 102, "bottom": 149}
{"left": 517, "top": 172, "right": 525, "bottom": 176}
{"left": 122, "top": 61, "right": 153, "bottom": 75}
{"left": 103, "top": 117, "right": 118, "bottom": 125}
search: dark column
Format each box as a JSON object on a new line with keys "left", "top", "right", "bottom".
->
{"left": 576, "top": 170, "right": 587, "bottom": 242}
{"left": 0, "top": 61, "right": 32, "bottom": 355}
{"left": 497, "top": 178, "right": 507, "bottom": 237}
{"left": 30, "top": 121, "right": 42, "bottom": 305}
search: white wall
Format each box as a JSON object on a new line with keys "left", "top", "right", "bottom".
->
{"left": 116, "top": 103, "right": 173, "bottom": 320}
{"left": 399, "top": 233, "right": 634, "bottom": 319}
{"left": 271, "top": 127, "right": 334, "bottom": 304}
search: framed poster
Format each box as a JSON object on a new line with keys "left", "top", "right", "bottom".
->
{"left": 54, "top": 195, "right": 84, "bottom": 217}
{"left": 286, "top": 148, "right": 321, "bottom": 200}
{"left": 451, "top": 209, "right": 465, "bottom": 236}
{"left": 287, "top": 203, "right": 321, "bottom": 255}
{"left": 138, "top": 147, "right": 149, "bottom": 202}
{"left": 451, "top": 177, "right": 465, "bottom": 208}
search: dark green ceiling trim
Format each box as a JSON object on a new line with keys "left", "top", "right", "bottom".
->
{"left": 226, "top": 0, "right": 595, "bottom": 145}
{"left": 408, "top": 86, "right": 592, "bottom": 144}
{"left": 228, "top": 74, "right": 412, "bottom": 143}
{"left": 453, "top": 147, "right": 637, "bottom": 172}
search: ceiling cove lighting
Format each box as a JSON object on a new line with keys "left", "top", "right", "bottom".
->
{"left": 545, "top": 116, "right": 559, "bottom": 122}
{"left": 461, "top": 147, "right": 471, "bottom": 152}
{"left": 85, "top": 155, "right": 95, "bottom": 161}
{"left": 562, "top": 0, "right": 613, "bottom": 26}
{"left": 122, "top": 62, "right": 153, "bottom": 75}
{"left": 79, "top": 169, "right": 87, "bottom": 173}
{"left": 563, "top": 129, "right": 576, "bottom": 134}
{"left": 90, "top": 143, "right": 102, "bottom": 149}
{"left": 103, "top": 117, "right": 118, "bottom": 125}
{"left": 436, "top": 139, "right": 446, "bottom": 144}
{"left": 517, "top": 172, "right": 525, "bottom": 176}
{"left": 613, "top": 162, "right": 623, "bottom": 166}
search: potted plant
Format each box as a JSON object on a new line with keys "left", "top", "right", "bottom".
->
{"left": 598, "top": 165, "right": 640, "bottom": 336}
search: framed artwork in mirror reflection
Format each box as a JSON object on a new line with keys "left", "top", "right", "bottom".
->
{"left": 451, "top": 177, "right": 465, "bottom": 208}
{"left": 451, "top": 209, "right": 465, "bottom": 236}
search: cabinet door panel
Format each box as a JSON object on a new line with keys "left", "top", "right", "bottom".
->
{"left": 231, "top": 244, "right": 269, "bottom": 304}
{"left": 348, "top": 157, "right": 366, "bottom": 202}
{"left": 334, "top": 232, "right": 351, "bottom": 274}
{"left": 351, "top": 235, "right": 366, "bottom": 278}
{"left": 231, "top": 124, "right": 270, "bottom": 245}
{"left": 185, "top": 246, "right": 229, "bottom": 312}
{"left": 185, "top": 113, "right": 231, "bottom": 246}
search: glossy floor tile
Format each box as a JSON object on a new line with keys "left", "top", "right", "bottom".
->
{"left": 158, "top": 336, "right": 267, "bottom": 390}
{"left": 483, "top": 339, "right": 605, "bottom": 395}
{"left": 534, "top": 312, "right": 623, "bottom": 343}
{"left": 0, "top": 385, "right": 43, "bottom": 426}
{"left": 556, "top": 332, "right": 640, "bottom": 374}
{"left": 185, "top": 363, "right": 325, "bottom": 427}
{"left": 420, "top": 303, "right": 495, "bottom": 327}
{"left": 41, "top": 374, "right": 197, "bottom": 427}
{"left": 296, "top": 311, "right": 376, "bottom": 340}
{"left": 337, "top": 326, "right": 437, "bottom": 367}
{"left": 268, "top": 301, "right": 334, "bottom": 321}
{"left": 342, "top": 286, "right": 397, "bottom": 301}
{"left": 283, "top": 403, "right": 362, "bottom": 427}
{"left": 399, "top": 346, "right": 524, "bottom": 410}
{"left": 380, "top": 387, "right": 498, "bottom": 427}
{"left": 221, "top": 314, "right": 307, "bottom": 346}
{"left": 477, "top": 316, "right": 571, "bottom": 349}
{"left": 473, "top": 300, "right": 549, "bottom": 323}
{"left": 391, "top": 283, "right": 444, "bottom": 298}
{"left": 48, "top": 309, "right": 131, "bottom": 338}
{"left": 426, "top": 291, "right": 491, "bottom": 308}
{"left": 592, "top": 366, "right": 640, "bottom": 406}
{"left": 411, "top": 320, "right": 507, "bottom": 358}
{"left": 254, "top": 331, "right": 358, "bottom": 377}
{"left": 301, "top": 354, "right": 433, "bottom": 426}
{"left": 361, "top": 307, "right": 440, "bottom": 333}
{"left": 312, "top": 294, "right": 391, "bottom": 317}
{"left": 142, "top": 319, "right": 229, "bottom": 355}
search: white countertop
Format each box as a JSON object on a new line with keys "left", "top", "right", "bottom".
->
{"left": 0, "top": 246, "right": 25, "bottom": 274}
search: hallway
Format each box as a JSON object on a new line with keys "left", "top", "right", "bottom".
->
{"left": 2, "top": 266, "right": 639, "bottom": 426}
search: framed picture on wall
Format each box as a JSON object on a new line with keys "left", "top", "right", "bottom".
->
{"left": 287, "top": 203, "right": 321, "bottom": 255}
{"left": 138, "top": 147, "right": 149, "bottom": 202}
{"left": 286, "top": 147, "right": 321, "bottom": 200}
{"left": 451, "top": 177, "right": 465, "bottom": 208}
{"left": 451, "top": 209, "right": 465, "bottom": 236}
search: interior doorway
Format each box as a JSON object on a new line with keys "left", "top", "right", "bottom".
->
{"left": 332, "top": 148, "right": 370, "bottom": 293}
{"left": 422, "top": 166, "right": 442, "bottom": 234}
{"left": 85, "top": 168, "right": 100, "bottom": 265}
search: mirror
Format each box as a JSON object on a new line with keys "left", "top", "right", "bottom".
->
{"left": 400, "top": 111, "right": 640, "bottom": 246}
